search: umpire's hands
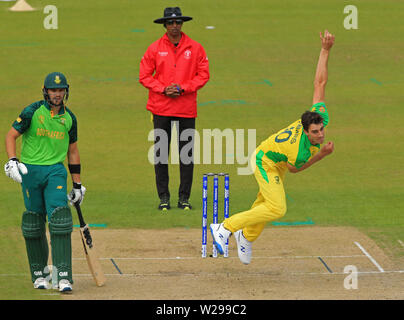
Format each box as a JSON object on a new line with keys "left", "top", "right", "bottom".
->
{"left": 4, "top": 158, "right": 28, "bottom": 183}
{"left": 68, "top": 182, "right": 86, "bottom": 206}
{"left": 164, "top": 83, "right": 181, "bottom": 98}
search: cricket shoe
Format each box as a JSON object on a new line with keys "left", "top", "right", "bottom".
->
{"left": 234, "top": 230, "right": 252, "bottom": 265}
{"left": 33, "top": 277, "right": 50, "bottom": 289}
{"left": 158, "top": 197, "right": 170, "bottom": 211}
{"left": 58, "top": 279, "right": 72, "bottom": 292}
{"left": 210, "top": 223, "right": 232, "bottom": 255}
{"left": 178, "top": 197, "right": 192, "bottom": 210}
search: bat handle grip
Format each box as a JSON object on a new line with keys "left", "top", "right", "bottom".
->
{"left": 74, "top": 203, "right": 86, "bottom": 228}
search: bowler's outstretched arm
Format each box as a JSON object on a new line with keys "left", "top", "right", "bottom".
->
{"left": 312, "top": 30, "right": 335, "bottom": 105}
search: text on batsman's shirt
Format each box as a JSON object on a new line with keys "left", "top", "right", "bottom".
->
{"left": 12, "top": 100, "right": 77, "bottom": 165}
{"left": 256, "top": 102, "right": 329, "bottom": 178}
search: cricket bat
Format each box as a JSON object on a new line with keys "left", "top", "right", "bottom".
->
{"left": 74, "top": 203, "right": 106, "bottom": 287}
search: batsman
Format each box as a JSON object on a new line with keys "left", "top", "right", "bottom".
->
{"left": 211, "top": 30, "right": 335, "bottom": 264}
{"left": 4, "top": 72, "right": 86, "bottom": 292}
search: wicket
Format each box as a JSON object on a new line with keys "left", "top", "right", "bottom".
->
{"left": 202, "top": 173, "right": 229, "bottom": 258}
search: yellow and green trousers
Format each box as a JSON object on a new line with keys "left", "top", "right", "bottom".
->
{"left": 224, "top": 150, "right": 287, "bottom": 242}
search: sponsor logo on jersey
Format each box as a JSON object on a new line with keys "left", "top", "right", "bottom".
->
{"left": 36, "top": 128, "right": 65, "bottom": 140}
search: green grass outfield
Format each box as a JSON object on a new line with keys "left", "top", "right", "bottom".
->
{"left": 0, "top": 0, "right": 403, "bottom": 299}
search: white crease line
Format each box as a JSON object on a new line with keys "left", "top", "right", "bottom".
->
{"left": 398, "top": 240, "right": 404, "bottom": 248}
{"left": 72, "top": 270, "right": 404, "bottom": 277}
{"left": 292, "top": 270, "right": 404, "bottom": 276}
{"left": 252, "top": 255, "right": 365, "bottom": 259}
{"left": 72, "top": 254, "right": 365, "bottom": 261}
{"left": 354, "top": 241, "right": 385, "bottom": 273}
{"left": 3, "top": 270, "right": 404, "bottom": 278}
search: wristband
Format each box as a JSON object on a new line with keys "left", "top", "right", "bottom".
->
{"left": 73, "top": 182, "right": 82, "bottom": 189}
{"left": 68, "top": 164, "right": 81, "bottom": 174}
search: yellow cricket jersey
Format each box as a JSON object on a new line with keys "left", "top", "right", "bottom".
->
{"left": 256, "top": 102, "right": 329, "bottom": 178}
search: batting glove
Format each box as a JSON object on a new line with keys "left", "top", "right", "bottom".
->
{"left": 4, "top": 158, "right": 28, "bottom": 183}
{"left": 68, "top": 182, "right": 86, "bottom": 206}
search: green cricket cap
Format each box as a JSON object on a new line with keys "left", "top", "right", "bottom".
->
{"left": 44, "top": 72, "right": 69, "bottom": 89}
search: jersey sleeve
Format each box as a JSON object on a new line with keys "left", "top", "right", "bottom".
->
{"left": 139, "top": 44, "right": 166, "bottom": 94}
{"left": 12, "top": 103, "right": 38, "bottom": 133}
{"left": 66, "top": 108, "right": 78, "bottom": 144}
{"left": 181, "top": 44, "right": 210, "bottom": 94}
{"left": 310, "top": 102, "right": 329, "bottom": 127}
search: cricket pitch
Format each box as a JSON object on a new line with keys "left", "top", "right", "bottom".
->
{"left": 59, "top": 226, "right": 404, "bottom": 300}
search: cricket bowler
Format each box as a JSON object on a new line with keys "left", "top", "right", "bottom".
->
{"left": 211, "top": 30, "right": 335, "bottom": 264}
{"left": 4, "top": 72, "right": 86, "bottom": 291}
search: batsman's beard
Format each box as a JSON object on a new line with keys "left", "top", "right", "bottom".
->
{"left": 50, "top": 98, "right": 64, "bottom": 107}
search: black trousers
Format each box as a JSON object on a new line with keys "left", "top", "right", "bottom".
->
{"left": 152, "top": 114, "right": 195, "bottom": 201}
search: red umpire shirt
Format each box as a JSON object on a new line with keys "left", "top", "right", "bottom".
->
{"left": 139, "top": 32, "right": 210, "bottom": 118}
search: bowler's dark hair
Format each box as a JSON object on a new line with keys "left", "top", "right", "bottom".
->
{"left": 301, "top": 111, "right": 324, "bottom": 131}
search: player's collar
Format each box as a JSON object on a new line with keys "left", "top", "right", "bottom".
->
{"left": 302, "top": 131, "right": 320, "bottom": 148}
{"left": 44, "top": 100, "right": 66, "bottom": 117}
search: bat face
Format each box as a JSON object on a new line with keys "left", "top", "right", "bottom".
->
{"left": 79, "top": 225, "right": 106, "bottom": 287}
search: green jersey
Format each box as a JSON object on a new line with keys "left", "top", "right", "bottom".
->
{"left": 12, "top": 100, "right": 77, "bottom": 165}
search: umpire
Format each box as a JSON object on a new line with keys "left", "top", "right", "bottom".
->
{"left": 139, "top": 7, "right": 210, "bottom": 211}
{"left": 4, "top": 72, "right": 86, "bottom": 292}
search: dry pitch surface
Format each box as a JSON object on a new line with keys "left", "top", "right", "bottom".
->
{"left": 58, "top": 226, "right": 403, "bottom": 300}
